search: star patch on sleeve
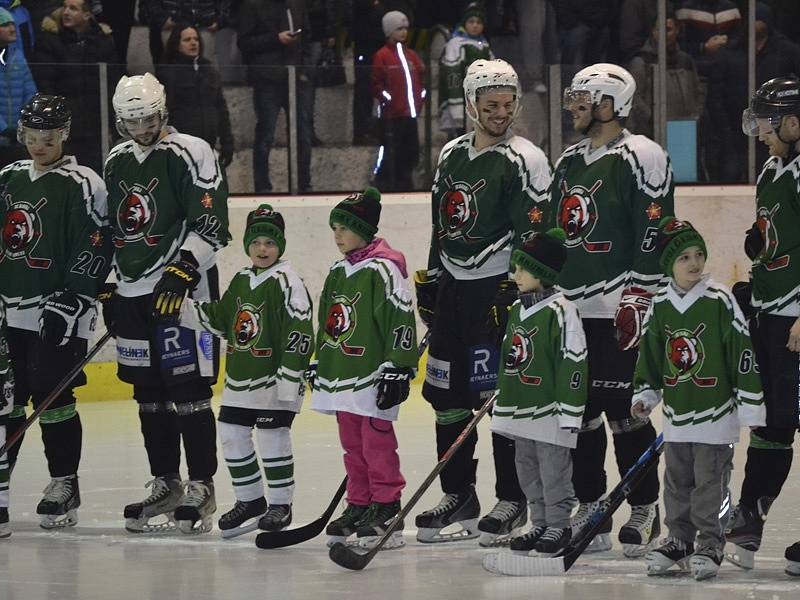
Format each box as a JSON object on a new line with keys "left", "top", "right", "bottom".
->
{"left": 646, "top": 202, "right": 662, "bottom": 221}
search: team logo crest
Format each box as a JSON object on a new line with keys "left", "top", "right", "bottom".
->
{"left": 228, "top": 300, "right": 272, "bottom": 357}
{"left": 323, "top": 292, "right": 365, "bottom": 355}
{"left": 438, "top": 176, "right": 486, "bottom": 241}
{"left": 503, "top": 326, "right": 542, "bottom": 385}
{"left": 558, "top": 180, "right": 612, "bottom": 252}
{"left": 114, "top": 178, "right": 163, "bottom": 248}
{"left": 1, "top": 195, "right": 52, "bottom": 268}
{"left": 755, "top": 204, "right": 789, "bottom": 270}
{"left": 663, "top": 324, "right": 717, "bottom": 387}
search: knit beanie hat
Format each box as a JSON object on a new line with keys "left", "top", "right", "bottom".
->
{"left": 243, "top": 204, "right": 286, "bottom": 256}
{"left": 656, "top": 216, "right": 707, "bottom": 277}
{"left": 0, "top": 8, "right": 13, "bottom": 26}
{"left": 382, "top": 10, "right": 409, "bottom": 37}
{"left": 462, "top": 2, "right": 485, "bottom": 26}
{"left": 329, "top": 187, "right": 382, "bottom": 242}
{"left": 511, "top": 228, "right": 567, "bottom": 286}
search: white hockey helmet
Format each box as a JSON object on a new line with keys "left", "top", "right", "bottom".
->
{"left": 113, "top": 73, "right": 168, "bottom": 141}
{"left": 463, "top": 59, "right": 522, "bottom": 125}
{"left": 564, "top": 63, "right": 636, "bottom": 118}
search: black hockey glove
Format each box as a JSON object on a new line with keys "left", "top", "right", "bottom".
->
{"left": 39, "top": 293, "right": 91, "bottom": 346}
{"left": 0, "top": 369, "right": 12, "bottom": 414}
{"left": 744, "top": 222, "right": 764, "bottom": 260}
{"left": 486, "top": 280, "right": 518, "bottom": 347}
{"left": 98, "top": 282, "right": 118, "bottom": 337}
{"left": 220, "top": 146, "right": 233, "bottom": 168}
{"left": 414, "top": 269, "right": 437, "bottom": 327}
{"left": 376, "top": 366, "right": 413, "bottom": 410}
{"left": 152, "top": 255, "right": 200, "bottom": 323}
{"left": 303, "top": 360, "right": 318, "bottom": 391}
{"left": 732, "top": 281, "right": 756, "bottom": 320}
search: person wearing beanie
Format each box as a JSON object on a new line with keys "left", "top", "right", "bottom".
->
{"left": 310, "top": 187, "right": 417, "bottom": 550}
{"left": 371, "top": 10, "right": 425, "bottom": 191}
{"left": 177, "top": 203, "right": 314, "bottom": 537}
{"left": 484, "top": 227, "right": 588, "bottom": 566}
{"left": 632, "top": 216, "right": 764, "bottom": 580}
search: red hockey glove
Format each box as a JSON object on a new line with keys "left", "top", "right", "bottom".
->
{"left": 614, "top": 287, "right": 653, "bottom": 351}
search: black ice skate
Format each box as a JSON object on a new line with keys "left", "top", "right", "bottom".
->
{"left": 0, "top": 506, "right": 10, "bottom": 539}
{"left": 509, "top": 525, "right": 546, "bottom": 554}
{"left": 37, "top": 475, "right": 80, "bottom": 529}
{"left": 645, "top": 537, "right": 694, "bottom": 575}
{"left": 218, "top": 497, "right": 267, "bottom": 539}
{"left": 326, "top": 503, "right": 368, "bottom": 547}
{"left": 356, "top": 500, "right": 405, "bottom": 550}
{"left": 124, "top": 474, "right": 183, "bottom": 533}
{"left": 785, "top": 542, "right": 800, "bottom": 577}
{"left": 258, "top": 504, "right": 292, "bottom": 532}
{"left": 415, "top": 485, "right": 481, "bottom": 543}
{"left": 690, "top": 546, "right": 723, "bottom": 581}
{"left": 533, "top": 526, "right": 571, "bottom": 556}
{"left": 477, "top": 499, "right": 527, "bottom": 547}
{"left": 724, "top": 497, "right": 774, "bottom": 569}
{"left": 571, "top": 498, "right": 613, "bottom": 552}
{"left": 175, "top": 479, "right": 216, "bottom": 534}
{"left": 618, "top": 502, "right": 660, "bottom": 558}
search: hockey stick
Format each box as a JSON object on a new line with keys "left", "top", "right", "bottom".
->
{"left": 483, "top": 432, "right": 665, "bottom": 576}
{"left": 329, "top": 389, "right": 498, "bottom": 570}
{"left": 0, "top": 330, "right": 113, "bottom": 456}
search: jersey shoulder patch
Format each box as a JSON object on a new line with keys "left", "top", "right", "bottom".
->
{"left": 616, "top": 134, "right": 672, "bottom": 198}
{"left": 275, "top": 262, "right": 312, "bottom": 313}
{"left": 162, "top": 132, "right": 224, "bottom": 190}
{"left": 55, "top": 160, "right": 109, "bottom": 226}
{"left": 0, "top": 159, "right": 31, "bottom": 178}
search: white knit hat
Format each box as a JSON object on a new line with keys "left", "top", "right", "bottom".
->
{"left": 382, "top": 10, "right": 409, "bottom": 37}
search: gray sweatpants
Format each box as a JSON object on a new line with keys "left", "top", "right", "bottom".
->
{"left": 514, "top": 438, "right": 575, "bottom": 528}
{"left": 664, "top": 442, "right": 733, "bottom": 550}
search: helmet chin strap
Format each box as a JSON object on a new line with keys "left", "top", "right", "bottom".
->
{"left": 581, "top": 103, "right": 616, "bottom": 136}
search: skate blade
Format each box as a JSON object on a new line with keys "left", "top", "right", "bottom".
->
{"left": 724, "top": 544, "right": 755, "bottom": 570}
{"left": 622, "top": 540, "right": 657, "bottom": 558}
{"left": 785, "top": 561, "right": 800, "bottom": 577}
{"left": 220, "top": 519, "right": 260, "bottom": 539}
{"left": 39, "top": 509, "right": 78, "bottom": 530}
{"left": 416, "top": 518, "right": 481, "bottom": 544}
{"left": 326, "top": 535, "right": 359, "bottom": 548}
{"left": 358, "top": 531, "right": 405, "bottom": 551}
{"left": 0, "top": 524, "right": 11, "bottom": 539}
{"left": 582, "top": 533, "right": 612, "bottom": 553}
{"left": 645, "top": 557, "right": 691, "bottom": 576}
{"left": 125, "top": 513, "right": 177, "bottom": 534}
{"left": 478, "top": 525, "right": 525, "bottom": 548}
{"left": 177, "top": 515, "right": 214, "bottom": 534}
{"left": 482, "top": 550, "right": 566, "bottom": 576}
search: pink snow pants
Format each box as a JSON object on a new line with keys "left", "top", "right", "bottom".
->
{"left": 336, "top": 411, "right": 405, "bottom": 505}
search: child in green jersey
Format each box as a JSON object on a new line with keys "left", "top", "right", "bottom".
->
{"left": 632, "top": 217, "right": 765, "bottom": 581}
{"left": 487, "top": 228, "right": 587, "bottom": 562}
{"left": 0, "top": 301, "right": 13, "bottom": 538}
{"left": 180, "top": 205, "right": 314, "bottom": 538}
{"left": 310, "top": 187, "right": 418, "bottom": 550}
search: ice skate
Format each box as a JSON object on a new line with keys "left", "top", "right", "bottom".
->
{"left": 258, "top": 504, "right": 292, "bottom": 532}
{"left": 175, "top": 480, "right": 216, "bottom": 534}
{"left": 645, "top": 537, "right": 694, "bottom": 575}
{"left": 571, "top": 498, "right": 612, "bottom": 552}
{"left": 690, "top": 546, "right": 723, "bottom": 581}
{"left": 415, "top": 485, "right": 481, "bottom": 543}
{"left": 0, "top": 507, "right": 10, "bottom": 539}
{"left": 326, "top": 503, "right": 368, "bottom": 547}
{"left": 124, "top": 475, "right": 184, "bottom": 533}
{"left": 509, "top": 525, "right": 546, "bottom": 554}
{"left": 356, "top": 500, "right": 405, "bottom": 550}
{"left": 533, "top": 526, "right": 571, "bottom": 556}
{"left": 724, "top": 497, "right": 773, "bottom": 569}
{"left": 37, "top": 475, "right": 80, "bottom": 529}
{"left": 218, "top": 497, "right": 267, "bottom": 539}
{"left": 478, "top": 499, "right": 527, "bottom": 547}
{"left": 785, "top": 542, "right": 800, "bottom": 576}
{"left": 618, "top": 502, "right": 660, "bottom": 557}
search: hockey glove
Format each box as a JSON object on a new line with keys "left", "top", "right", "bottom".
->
{"left": 744, "top": 222, "right": 764, "bottom": 261}
{"left": 732, "top": 281, "right": 756, "bottom": 320}
{"left": 303, "top": 360, "right": 318, "bottom": 391}
{"left": 414, "top": 270, "right": 437, "bottom": 327}
{"left": 39, "top": 293, "right": 91, "bottom": 346}
{"left": 486, "top": 280, "right": 518, "bottom": 347}
{"left": 98, "top": 282, "right": 118, "bottom": 337}
{"left": 376, "top": 366, "right": 413, "bottom": 410}
{"left": 152, "top": 256, "right": 200, "bottom": 323}
{"left": 614, "top": 287, "right": 653, "bottom": 351}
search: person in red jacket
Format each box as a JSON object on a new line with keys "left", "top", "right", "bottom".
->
{"left": 371, "top": 10, "right": 425, "bottom": 191}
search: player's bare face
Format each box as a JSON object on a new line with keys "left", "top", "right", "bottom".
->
{"left": 123, "top": 114, "right": 163, "bottom": 147}
{"left": 332, "top": 223, "right": 367, "bottom": 255}
{"left": 476, "top": 91, "right": 516, "bottom": 137}
{"left": 248, "top": 236, "right": 280, "bottom": 270}
{"left": 756, "top": 117, "right": 791, "bottom": 157}
{"left": 179, "top": 27, "right": 200, "bottom": 58}
{"left": 566, "top": 99, "right": 593, "bottom": 132}
{"left": 24, "top": 129, "right": 64, "bottom": 168}
{"left": 672, "top": 246, "right": 706, "bottom": 291}
{"left": 512, "top": 264, "right": 543, "bottom": 293}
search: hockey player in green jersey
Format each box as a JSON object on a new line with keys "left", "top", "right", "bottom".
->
{"left": 726, "top": 76, "right": 800, "bottom": 576}
{"left": 173, "top": 205, "right": 313, "bottom": 538}
{"left": 416, "top": 58, "right": 551, "bottom": 546}
{"left": 553, "top": 63, "right": 675, "bottom": 556}
{"left": 0, "top": 301, "right": 13, "bottom": 538}
{"left": 0, "top": 94, "right": 111, "bottom": 529}
{"left": 486, "top": 228, "right": 587, "bottom": 561}
{"left": 104, "top": 73, "right": 230, "bottom": 535}
{"left": 631, "top": 217, "right": 765, "bottom": 580}
{"left": 311, "top": 188, "right": 417, "bottom": 550}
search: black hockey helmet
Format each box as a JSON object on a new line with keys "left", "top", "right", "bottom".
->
{"left": 742, "top": 76, "right": 800, "bottom": 136}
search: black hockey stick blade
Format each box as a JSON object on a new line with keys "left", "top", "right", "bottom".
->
{"left": 417, "top": 329, "right": 431, "bottom": 358}
{"left": 255, "top": 476, "right": 347, "bottom": 549}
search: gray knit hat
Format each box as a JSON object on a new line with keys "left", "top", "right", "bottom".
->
{"left": 382, "top": 10, "right": 409, "bottom": 37}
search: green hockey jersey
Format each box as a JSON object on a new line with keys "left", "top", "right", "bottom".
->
{"left": 633, "top": 276, "right": 765, "bottom": 444}
{"left": 438, "top": 35, "right": 493, "bottom": 131}
{"left": 0, "top": 301, "right": 12, "bottom": 418}
{"left": 491, "top": 292, "right": 587, "bottom": 448}
{"left": 0, "top": 157, "right": 111, "bottom": 337}
{"left": 103, "top": 129, "right": 230, "bottom": 296}
{"left": 311, "top": 256, "right": 417, "bottom": 421}
{"left": 427, "top": 131, "right": 552, "bottom": 280}
{"left": 550, "top": 130, "right": 675, "bottom": 318}
{"left": 182, "top": 260, "right": 313, "bottom": 412}
{"left": 750, "top": 155, "right": 800, "bottom": 317}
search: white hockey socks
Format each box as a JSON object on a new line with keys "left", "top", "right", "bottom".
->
{"left": 256, "top": 427, "right": 294, "bottom": 506}
{"left": 218, "top": 421, "right": 264, "bottom": 502}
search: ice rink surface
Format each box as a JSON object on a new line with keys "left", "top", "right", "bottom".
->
{"left": 2, "top": 391, "right": 800, "bottom": 600}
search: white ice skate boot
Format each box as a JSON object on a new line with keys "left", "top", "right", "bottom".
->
{"left": 175, "top": 479, "right": 216, "bottom": 534}
{"left": 0, "top": 507, "right": 10, "bottom": 538}
{"left": 478, "top": 499, "right": 527, "bottom": 547}
{"left": 218, "top": 497, "right": 267, "bottom": 539}
{"left": 618, "top": 502, "right": 660, "bottom": 557}
{"left": 37, "top": 475, "right": 79, "bottom": 529}
{"left": 415, "top": 485, "right": 481, "bottom": 543}
{"left": 124, "top": 475, "right": 184, "bottom": 533}
{"left": 785, "top": 542, "right": 800, "bottom": 576}
{"left": 571, "top": 498, "right": 612, "bottom": 552}
{"left": 645, "top": 537, "right": 694, "bottom": 575}
{"left": 690, "top": 546, "right": 723, "bottom": 580}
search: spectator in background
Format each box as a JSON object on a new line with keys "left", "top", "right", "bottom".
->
{"left": 99, "top": 0, "right": 136, "bottom": 65}
{"left": 308, "top": 0, "right": 344, "bottom": 146}
{"left": 0, "top": 0, "right": 35, "bottom": 57}
{"left": 676, "top": 0, "right": 741, "bottom": 77}
{"left": 158, "top": 23, "right": 234, "bottom": 170}
{"left": 438, "top": 2, "right": 493, "bottom": 140}
{"left": 350, "top": 1, "right": 389, "bottom": 146}
{"left": 27, "top": 0, "right": 100, "bottom": 30}
{"left": 0, "top": 7, "right": 36, "bottom": 167}
{"left": 371, "top": 10, "right": 424, "bottom": 191}
{"left": 619, "top": 0, "right": 675, "bottom": 62}
{"left": 33, "top": 0, "right": 117, "bottom": 174}
{"left": 553, "top": 0, "right": 616, "bottom": 67}
{"left": 238, "top": 0, "right": 313, "bottom": 193}
{"left": 148, "top": 1, "right": 230, "bottom": 66}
